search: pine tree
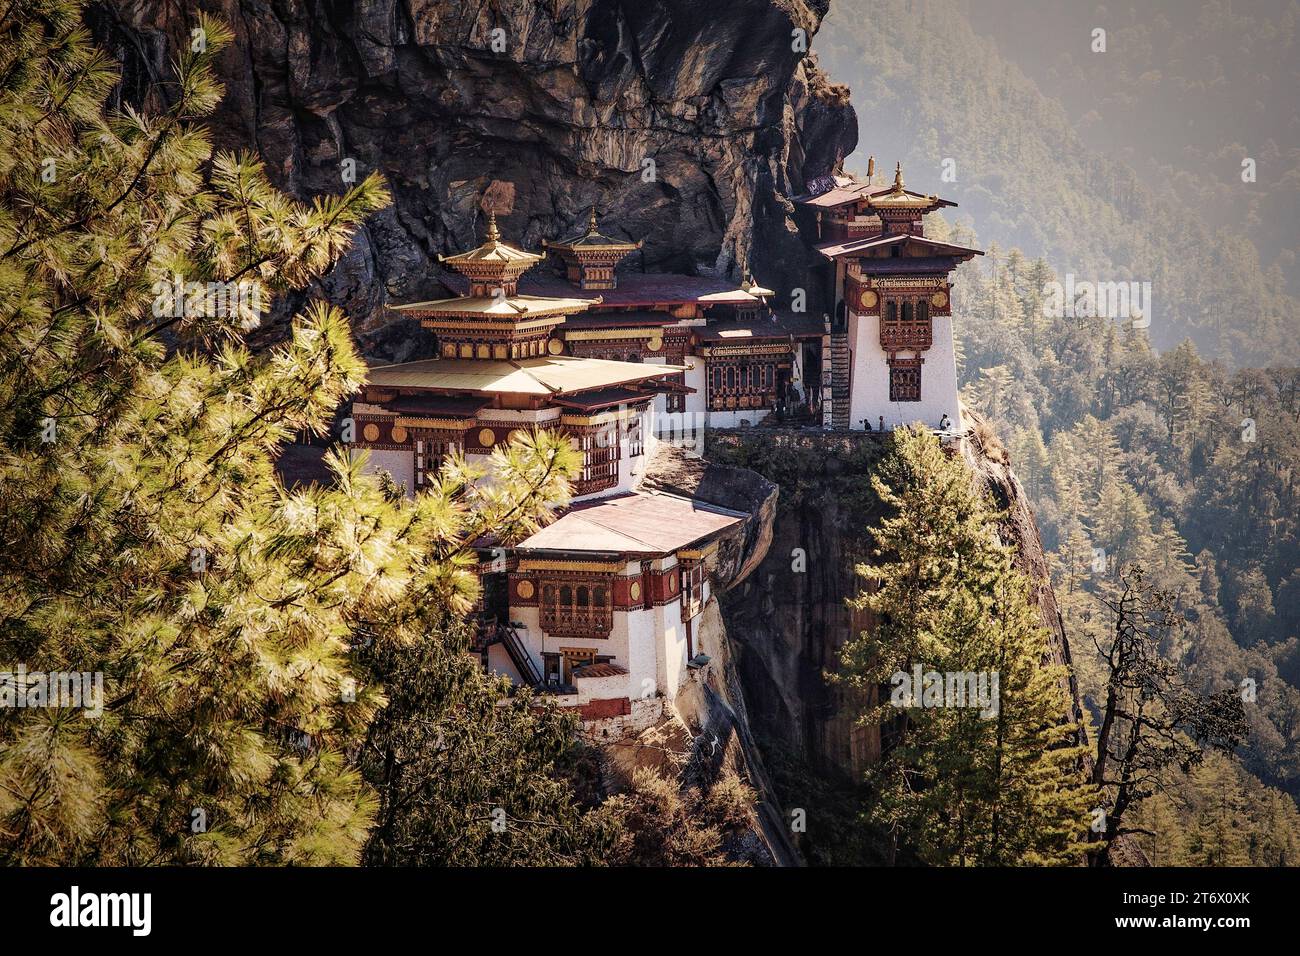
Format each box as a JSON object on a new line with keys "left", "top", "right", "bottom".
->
{"left": 836, "top": 428, "right": 1094, "bottom": 865}
{"left": 602, "top": 766, "right": 759, "bottom": 866}
{"left": 360, "top": 613, "right": 618, "bottom": 866}
{"left": 0, "top": 1, "right": 595, "bottom": 865}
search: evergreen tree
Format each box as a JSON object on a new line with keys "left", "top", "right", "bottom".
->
{"left": 0, "top": 1, "right": 596, "bottom": 865}
{"left": 360, "top": 614, "right": 617, "bottom": 866}
{"left": 603, "top": 766, "right": 760, "bottom": 867}
{"left": 837, "top": 428, "right": 1094, "bottom": 865}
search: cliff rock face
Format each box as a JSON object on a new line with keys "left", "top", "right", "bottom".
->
{"left": 635, "top": 442, "right": 799, "bottom": 865}
{"left": 710, "top": 426, "right": 1090, "bottom": 781}
{"left": 93, "top": 0, "right": 856, "bottom": 359}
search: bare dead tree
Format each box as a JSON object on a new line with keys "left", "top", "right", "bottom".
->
{"left": 1088, "top": 565, "right": 1247, "bottom": 865}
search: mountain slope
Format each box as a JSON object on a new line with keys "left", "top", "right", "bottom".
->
{"left": 817, "top": 0, "right": 1299, "bottom": 366}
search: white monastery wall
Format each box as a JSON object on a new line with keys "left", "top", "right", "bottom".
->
{"left": 847, "top": 310, "right": 962, "bottom": 431}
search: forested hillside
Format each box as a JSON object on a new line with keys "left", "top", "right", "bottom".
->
{"left": 813, "top": 0, "right": 1300, "bottom": 863}
{"left": 818, "top": 0, "right": 1300, "bottom": 367}
{"left": 942, "top": 225, "right": 1300, "bottom": 861}
{"left": 965, "top": 0, "right": 1300, "bottom": 290}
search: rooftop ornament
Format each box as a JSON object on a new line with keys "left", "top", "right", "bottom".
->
{"left": 543, "top": 206, "right": 643, "bottom": 291}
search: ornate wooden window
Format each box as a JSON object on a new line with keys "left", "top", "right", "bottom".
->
{"left": 880, "top": 297, "right": 932, "bottom": 352}
{"left": 539, "top": 580, "right": 613, "bottom": 638}
{"left": 571, "top": 428, "right": 620, "bottom": 495}
{"left": 888, "top": 359, "right": 923, "bottom": 402}
{"left": 707, "top": 359, "right": 778, "bottom": 411}
{"left": 578, "top": 344, "right": 646, "bottom": 363}
{"left": 414, "top": 435, "right": 463, "bottom": 488}
{"left": 680, "top": 559, "right": 706, "bottom": 620}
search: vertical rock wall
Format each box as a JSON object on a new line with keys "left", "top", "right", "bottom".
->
{"left": 709, "top": 427, "right": 1090, "bottom": 783}
{"left": 93, "top": 0, "right": 857, "bottom": 358}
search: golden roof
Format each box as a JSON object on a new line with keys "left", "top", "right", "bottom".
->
{"left": 366, "top": 355, "right": 687, "bottom": 396}
{"left": 543, "top": 207, "right": 643, "bottom": 253}
{"left": 390, "top": 292, "right": 598, "bottom": 319}
{"left": 438, "top": 212, "right": 544, "bottom": 266}
{"left": 865, "top": 162, "right": 943, "bottom": 210}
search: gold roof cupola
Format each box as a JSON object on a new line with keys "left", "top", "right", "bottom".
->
{"left": 864, "top": 161, "right": 945, "bottom": 234}
{"left": 543, "top": 205, "right": 643, "bottom": 291}
{"left": 438, "top": 211, "right": 544, "bottom": 297}
{"left": 395, "top": 212, "right": 597, "bottom": 362}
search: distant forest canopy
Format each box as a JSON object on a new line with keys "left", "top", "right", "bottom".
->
{"left": 960, "top": 0, "right": 1299, "bottom": 283}
{"left": 814, "top": 0, "right": 1300, "bottom": 859}
{"left": 941, "top": 228, "right": 1300, "bottom": 861}
{"left": 819, "top": 0, "right": 1300, "bottom": 368}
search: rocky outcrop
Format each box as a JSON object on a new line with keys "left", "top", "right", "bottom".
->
{"left": 620, "top": 440, "right": 797, "bottom": 864}
{"left": 960, "top": 413, "right": 1089, "bottom": 747}
{"left": 707, "top": 426, "right": 1089, "bottom": 778}
{"left": 640, "top": 442, "right": 777, "bottom": 590}
{"left": 92, "top": 0, "right": 857, "bottom": 358}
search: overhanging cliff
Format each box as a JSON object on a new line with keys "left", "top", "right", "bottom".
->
{"left": 92, "top": 0, "right": 856, "bottom": 359}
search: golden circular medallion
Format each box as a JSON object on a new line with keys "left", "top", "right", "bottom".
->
{"left": 931, "top": 290, "right": 949, "bottom": 308}
{"left": 668, "top": 574, "right": 677, "bottom": 593}
{"left": 547, "top": 338, "right": 565, "bottom": 355}
{"left": 517, "top": 579, "right": 535, "bottom": 600}
{"left": 860, "top": 289, "right": 878, "bottom": 310}
{"left": 390, "top": 424, "right": 408, "bottom": 443}
{"left": 478, "top": 427, "right": 496, "bottom": 447}
{"left": 362, "top": 423, "right": 380, "bottom": 442}
{"left": 629, "top": 581, "right": 642, "bottom": 602}
{"left": 647, "top": 335, "right": 663, "bottom": 352}
{"left": 508, "top": 429, "right": 524, "bottom": 445}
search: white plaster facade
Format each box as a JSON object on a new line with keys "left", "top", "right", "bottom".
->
{"left": 487, "top": 555, "right": 708, "bottom": 710}
{"left": 355, "top": 402, "right": 657, "bottom": 503}
{"left": 362, "top": 448, "right": 415, "bottom": 494}
{"left": 847, "top": 309, "right": 962, "bottom": 432}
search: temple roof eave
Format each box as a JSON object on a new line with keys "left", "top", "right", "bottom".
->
{"left": 815, "top": 233, "right": 985, "bottom": 261}
{"left": 514, "top": 491, "right": 747, "bottom": 557}
{"left": 544, "top": 236, "right": 644, "bottom": 254}
{"left": 544, "top": 206, "right": 645, "bottom": 255}
{"left": 389, "top": 293, "right": 601, "bottom": 319}
{"left": 365, "top": 355, "right": 689, "bottom": 397}
{"left": 437, "top": 211, "right": 545, "bottom": 267}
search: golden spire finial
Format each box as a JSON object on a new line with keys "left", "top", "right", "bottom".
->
{"left": 587, "top": 205, "right": 599, "bottom": 234}
{"left": 893, "top": 161, "right": 905, "bottom": 192}
{"left": 867, "top": 155, "right": 875, "bottom": 183}
{"left": 485, "top": 210, "right": 500, "bottom": 243}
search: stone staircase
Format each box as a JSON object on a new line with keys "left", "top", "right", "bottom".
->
{"left": 830, "top": 331, "right": 851, "bottom": 429}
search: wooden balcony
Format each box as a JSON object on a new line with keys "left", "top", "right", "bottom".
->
{"left": 540, "top": 607, "right": 613, "bottom": 639}
{"left": 879, "top": 321, "right": 932, "bottom": 352}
